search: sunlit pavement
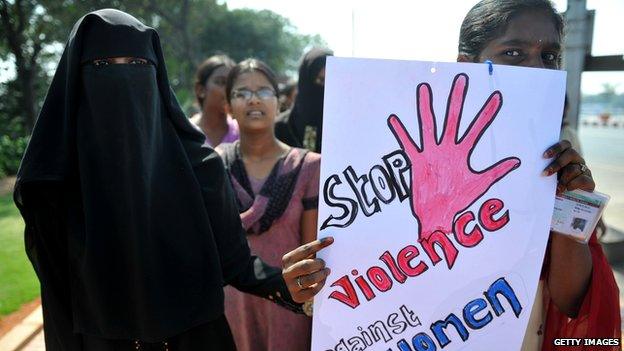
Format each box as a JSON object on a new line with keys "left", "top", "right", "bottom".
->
{"left": 579, "top": 123, "right": 624, "bottom": 330}
{"left": 579, "top": 125, "right": 624, "bottom": 232}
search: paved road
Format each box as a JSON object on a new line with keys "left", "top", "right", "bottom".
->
{"left": 579, "top": 124, "right": 624, "bottom": 231}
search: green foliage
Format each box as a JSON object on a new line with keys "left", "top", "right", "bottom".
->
{"left": 36, "top": 0, "right": 325, "bottom": 98}
{"left": 0, "top": 135, "right": 29, "bottom": 177}
{"left": 0, "top": 68, "right": 49, "bottom": 128}
{"left": 0, "top": 77, "right": 31, "bottom": 176}
{"left": 0, "top": 193, "right": 39, "bottom": 316}
{"left": 0, "top": 0, "right": 70, "bottom": 63}
{"left": 203, "top": 8, "right": 322, "bottom": 75}
{"left": 1, "top": 0, "right": 326, "bottom": 172}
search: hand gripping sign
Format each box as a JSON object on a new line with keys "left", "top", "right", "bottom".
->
{"left": 313, "top": 58, "right": 565, "bottom": 351}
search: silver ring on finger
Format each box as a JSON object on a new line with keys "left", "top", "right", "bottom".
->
{"left": 579, "top": 163, "right": 588, "bottom": 174}
{"left": 296, "top": 276, "right": 304, "bottom": 289}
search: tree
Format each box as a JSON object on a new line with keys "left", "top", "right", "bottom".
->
{"left": 0, "top": 0, "right": 326, "bottom": 133}
{"left": 202, "top": 7, "right": 324, "bottom": 75}
{"left": 46, "top": 0, "right": 324, "bottom": 107}
{"left": 0, "top": 0, "right": 66, "bottom": 131}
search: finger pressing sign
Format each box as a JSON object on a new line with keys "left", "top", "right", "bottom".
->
{"left": 542, "top": 147, "right": 584, "bottom": 177}
{"left": 282, "top": 236, "right": 334, "bottom": 269}
{"left": 543, "top": 139, "right": 571, "bottom": 159}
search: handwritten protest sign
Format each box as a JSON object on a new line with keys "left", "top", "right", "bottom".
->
{"left": 312, "top": 57, "right": 566, "bottom": 351}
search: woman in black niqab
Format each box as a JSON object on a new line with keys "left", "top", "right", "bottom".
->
{"left": 14, "top": 9, "right": 300, "bottom": 350}
{"left": 275, "top": 48, "right": 333, "bottom": 153}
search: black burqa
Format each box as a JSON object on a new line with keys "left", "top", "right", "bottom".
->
{"left": 275, "top": 48, "right": 333, "bottom": 153}
{"left": 14, "top": 9, "right": 298, "bottom": 350}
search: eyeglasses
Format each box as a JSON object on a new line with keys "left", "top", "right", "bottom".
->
{"left": 231, "top": 88, "right": 276, "bottom": 101}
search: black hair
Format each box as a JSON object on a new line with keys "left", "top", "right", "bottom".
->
{"left": 458, "top": 0, "right": 564, "bottom": 60}
{"left": 225, "top": 58, "right": 279, "bottom": 103}
{"left": 279, "top": 80, "right": 297, "bottom": 96}
{"left": 194, "top": 54, "right": 235, "bottom": 106}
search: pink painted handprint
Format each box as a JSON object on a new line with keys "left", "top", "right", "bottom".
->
{"left": 387, "top": 73, "right": 520, "bottom": 241}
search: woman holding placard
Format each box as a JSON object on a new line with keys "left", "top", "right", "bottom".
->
{"left": 218, "top": 58, "right": 322, "bottom": 351}
{"left": 455, "top": 1, "right": 619, "bottom": 350}
{"left": 282, "top": 1, "right": 619, "bottom": 350}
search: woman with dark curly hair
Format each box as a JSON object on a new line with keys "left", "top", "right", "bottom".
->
{"left": 218, "top": 58, "right": 322, "bottom": 351}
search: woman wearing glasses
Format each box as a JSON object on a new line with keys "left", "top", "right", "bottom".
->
{"left": 190, "top": 55, "right": 239, "bottom": 147}
{"left": 217, "top": 59, "right": 321, "bottom": 351}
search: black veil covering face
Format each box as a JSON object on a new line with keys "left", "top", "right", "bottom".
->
{"left": 275, "top": 48, "right": 333, "bottom": 152}
{"left": 15, "top": 9, "right": 297, "bottom": 350}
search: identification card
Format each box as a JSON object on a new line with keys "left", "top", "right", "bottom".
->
{"left": 551, "top": 189, "right": 610, "bottom": 243}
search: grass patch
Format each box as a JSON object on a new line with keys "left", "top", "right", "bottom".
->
{"left": 0, "top": 192, "right": 39, "bottom": 317}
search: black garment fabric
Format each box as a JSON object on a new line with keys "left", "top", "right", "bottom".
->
{"left": 275, "top": 48, "right": 333, "bottom": 153}
{"left": 220, "top": 142, "right": 309, "bottom": 234}
{"left": 81, "top": 315, "right": 236, "bottom": 351}
{"left": 14, "top": 9, "right": 299, "bottom": 350}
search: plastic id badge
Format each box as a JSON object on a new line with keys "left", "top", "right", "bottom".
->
{"left": 551, "top": 189, "right": 610, "bottom": 243}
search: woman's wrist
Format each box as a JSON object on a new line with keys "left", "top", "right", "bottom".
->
{"left": 303, "top": 299, "right": 314, "bottom": 317}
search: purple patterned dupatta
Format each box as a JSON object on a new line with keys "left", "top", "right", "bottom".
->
{"left": 220, "top": 141, "right": 309, "bottom": 234}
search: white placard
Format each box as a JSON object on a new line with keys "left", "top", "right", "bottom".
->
{"left": 313, "top": 57, "right": 565, "bottom": 351}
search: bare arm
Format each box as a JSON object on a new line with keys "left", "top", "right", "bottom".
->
{"left": 547, "top": 233, "right": 592, "bottom": 317}
{"left": 543, "top": 140, "right": 595, "bottom": 317}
